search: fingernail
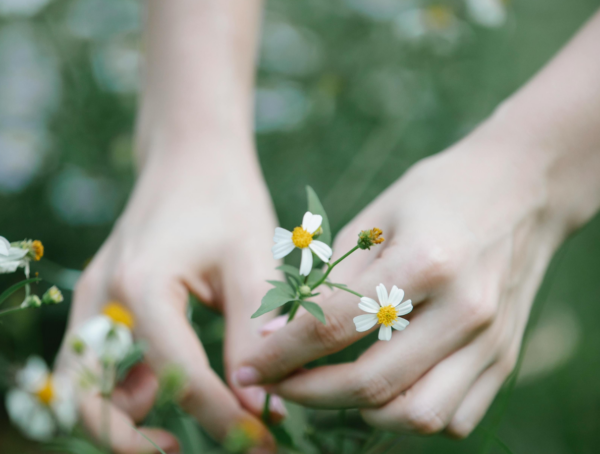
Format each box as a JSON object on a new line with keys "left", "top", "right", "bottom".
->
{"left": 232, "top": 366, "right": 261, "bottom": 387}
{"left": 259, "top": 316, "right": 287, "bottom": 336}
{"left": 269, "top": 395, "right": 287, "bottom": 418}
{"left": 247, "top": 387, "right": 267, "bottom": 410}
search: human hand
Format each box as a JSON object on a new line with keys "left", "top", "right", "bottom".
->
{"left": 233, "top": 133, "right": 568, "bottom": 438}
{"left": 56, "top": 145, "right": 282, "bottom": 453}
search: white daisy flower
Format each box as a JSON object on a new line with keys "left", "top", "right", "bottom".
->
{"left": 5, "top": 356, "right": 77, "bottom": 441}
{"left": 0, "top": 235, "right": 28, "bottom": 274}
{"left": 353, "top": 283, "right": 413, "bottom": 341}
{"left": 272, "top": 211, "right": 333, "bottom": 276}
{"left": 76, "top": 302, "right": 134, "bottom": 363}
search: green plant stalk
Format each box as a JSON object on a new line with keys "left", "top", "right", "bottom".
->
{"left": 0, "top": 305, "right": 32, "bottom": 318}
{"left": 310, "top": 246, "right": 359, "bottom": 290}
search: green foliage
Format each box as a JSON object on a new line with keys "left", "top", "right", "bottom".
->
{"left": 301, "top": 300, "right": 326, "bottom": 324}
{"left": 306, "top": 268, "right": 325, "bottom": 287}
{"left": 0, "top": 278, "right": 41, "bottom": 307}
{"left": 306, "top": 185, "right": 331, "bottom": 246}
{"left": 116, "top": 342, "right": 147, "bottom": 381}
{"left": 252, "top": 286, "right": 296, "bottom": 318}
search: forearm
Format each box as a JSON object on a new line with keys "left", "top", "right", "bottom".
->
{"left": 135, "top": 0, "right": 263, "bottom": 168}
{"left": 461, "top": 10, "right": 600, "bottom": 236}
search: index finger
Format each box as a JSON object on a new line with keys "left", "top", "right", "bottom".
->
{"left": 232, "top": 252, "right": 430, "bottom": 387}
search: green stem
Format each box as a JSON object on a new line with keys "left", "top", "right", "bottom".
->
{"left": 0, "top": 306, "right": 31, "bottom": 318}
{"left": 337, "top": 409, "right": 346, "bottom": 454}
{"left": 287, "top": 300, "right": 302, "bottom": 323}
{"left": 330, "top": 284, "right": 363, "bottom": 298}
{"left": 311, "top": 246, "right": 359, "bottom": 290}
{"left": 261, "top": 392, "right": 271, "bottom": 425}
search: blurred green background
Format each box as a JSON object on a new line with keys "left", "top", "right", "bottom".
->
{"left": 1, "top": 0, "right": 600, "bottom": 452}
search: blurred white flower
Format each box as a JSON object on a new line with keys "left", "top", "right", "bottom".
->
{"left": 465, "top": 0, "right": 507, "bottom": 28}
{"left": 49, "top": 167, "right": 120, "bottom": 226}
{"left": 91, "top": 34, "right": 141, "bottom": 94}
{"left": 260, "top": 19, "right": 322, "bottom": 76}
{"left": 255, "top": 82, "right": 310, "bottom": 133}
{"left": 5, "top": 356, "right": 76, "bottom": 441}
{"left": 393, "top": 5, "right": 467, "bottom": 55}
{"left": 272, "top": 212, "right": 332, "bottom": 276}
{"left": 0, "top": 236, "right": 28, "bottom": 274}
{"left": 354, "top": 284, "right": 412, "bottom": 341}
{"left": 77, "top": 302, "right": 134, "bottom": 363}
{"left": 0, "top": 0, "right": 52, "bottom": 17}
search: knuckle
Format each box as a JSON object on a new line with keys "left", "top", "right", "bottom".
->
{"left": 412, "top": 243, "right": 460, "bottom": 286}
{"left": 310, "top": 312, "right": 350, "bottom": 352}
{"left": 459, "top": 295, "right": 497, "bottom": 332}
{"left": 405, "top": 402, "right": 448, "bottom": 435}
{"left": 498, "top": 350, "right": 519, "bottom": 377}
{"left": 350, "top": 371, "right": 395, "bottom": 407}
{"left": 110, "top": 259, "right": 149, "bottom": 302}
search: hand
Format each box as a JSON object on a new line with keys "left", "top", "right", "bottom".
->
{"left": 56, "top": 146, "right": 282, "bottom": 453}
{"left": 233, "top": 135, "right": 567, "bottom": 438}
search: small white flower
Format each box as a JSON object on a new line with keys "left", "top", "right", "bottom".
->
{"left": 272, "top": 211, "right": 333, "bottom": 276}
{"left": 76, "top": 302, "right": 134, "bottom": 363}
{"left": 353, "top": 283, "right": 413, "bottom": 341}
{"left": 5, "top": 356, "right": 76, "bottom": 441}
{"left": 0, "top": 235, "right": 28, "bottom": 274}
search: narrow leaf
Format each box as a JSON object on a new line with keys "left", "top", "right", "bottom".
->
{"left": 307, "top": 268, "right": 325, "bottom": 287}
{"left": 269, "top": 424, "right": 295, "bottom": 448}
{"left": 266, "top": 280, "right": 295, "bottom": 293}
{"left": 301, "top": 300, "right": 326, "bottom": 325}
{"left": 252, "top": 288, "right": 296, "bottom": 318}
{"left": 306, "top": 186, "right": 331, "bottom": 246}
{"left": 0, "top": 278, "right": 41, "bottom": 306}
{"left": 276, "top": 265, "right": 301, "bottom": 280}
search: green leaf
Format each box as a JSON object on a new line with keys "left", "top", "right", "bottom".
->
{"left": 267, "top": 280, "right": 295, "bottom": 293}
{"left": 277, "top": 264, "right": 301, "bottom": 280}
{"left": 131, "top": 426, "right": 167, "bottom": 454}
{"left": 116, "top": 342, "right": 147, "bottom": 381}
{"left": 301, "top": 300, "right": 326, "bottom": 324}
{"left": 306, "top": 185, "right": 331, "bottom": 246}
{"left": 269, "top": 424, "right": 296, "bottom": 449}
{"left": 0, "top": 278, "right": 41, "bottom": 307}
{"left": 46, "top": 437, "right": 105, "bottom": 454}
{"left": 306, "top": 268, "right": 325, "bottom": 287}
{"left": 252, "top": 288, "right": 296, "bottom": 318}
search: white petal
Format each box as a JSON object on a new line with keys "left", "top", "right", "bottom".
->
{"left": 51, "top": 375, "right": 77, "bottom": 430}
{"left": 25, "top": 406, "right": 55, "bottom": 441}
{"left": 353, "top": 314, "right": 378, "bottom": 332}
{"left": 302, "top": 212, "right": 323, "bottom": 234}
{"left": 392, "top": 318, "right": 410, "bottom": 331}
{"left": 6, "top": 389, "right": 36, "bottom": 425}
{"left": 78, "top": 316, "right": 113, "bottom": 356}
{"left": 378, "top": 325, "right": 392, "bottom": 341}
{"left": 309, "top": 241, "right": 332, "bottom": 263}
{"left": 376, "top": 283, "right": 389, "bottom": 306}
{"left": 272, "top": 239, "right": 295, "bottom": 259}
{"left": 17, "top": 356, "right": 49, "bottom": 393}
{"left": 0, "top": 236, "right": 10, "bottom": 256}
{"left": 273, "top": 227, "right": 292, "bottom": 243}
{"left": 299, "top": 247, "right": 313, "bottom": 276}
{"left": 358, "top": 297, "right": 380, "bottom": 314}
{"left": 396, "top": 300, "right": 413, "bottom": 316}
{"left": 388, "top": 286, "right": 405, "bottom": 307}
{"left": 103, "top": 325, "right": 133, "bottom": 362}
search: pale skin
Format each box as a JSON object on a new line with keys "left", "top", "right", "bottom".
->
{"left": 56, "top": 2, "right": 600, "bottom": 453}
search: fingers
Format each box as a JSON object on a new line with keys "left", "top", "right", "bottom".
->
{"left": 263, "top": 298, "right": 488, "bottom": 408}
{"left": 80, "top": 393, "right": 180, "bottom": 454}
{"left": 112, "top": 364, "right": 159, "bottom": 423}
{"left": 232, "top": 251, "right": 433, "bottom": 387}
{"left": 137, "top": 300, "right": 274, "bottom": 449}
{"left": 359, "top": 341, "right": 492, "bottom": 435}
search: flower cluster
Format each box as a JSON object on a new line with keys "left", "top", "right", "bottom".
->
{"left": 0, "top": 236, "right": 44, "bottom": 275}
{"left": 5, "top": 356, "right": 76, "bottom": 441}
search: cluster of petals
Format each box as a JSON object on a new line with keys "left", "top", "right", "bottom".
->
{"left": 353, "top": 283, "right": 413, "bottom": 341}
{"left": 5, "top": 356, "right": 76, "bottom": 441}
{"left": 0, "top": 235, "right": 28, "bottom": 274}
{"left": 272, "top": 212, "right": 333, "bottom": 276}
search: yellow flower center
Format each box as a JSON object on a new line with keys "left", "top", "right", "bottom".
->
{"left": 424, "top": 5, "right": 454, "bottom": 31}
{"left": 35, "top": 376, "right": 55, "bottom": 406}
{"left": 292, "top": 226, "right": 313, "bottom": 249}
{"left": 103, "top": 301, "right": 135, "bottom": 329}
{"left": 238, "top": 418, "right": 264, "bottom": 443}
{"left": 31, "top": 240, "right": 44, "bottom": 261}
{"left": 377, "top": 305, "right": 398, "bottom": 327}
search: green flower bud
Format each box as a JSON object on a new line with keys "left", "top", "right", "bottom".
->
{"left": 71, "top": 337, "right": 87, "bottom": 356}
{"left": 42, "top": 286, "right": 63, "bottom": 305}
{"left": 357, "top": 228, "right": 385, "bottom": 250}
{"left": 299, "top": 285, "right": 312, "bottom": 297}
{"left": 22, "top": 295, "right": 42, "bottom": 308}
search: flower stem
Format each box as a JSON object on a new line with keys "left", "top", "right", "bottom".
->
{"left": 287, "top": 300, "right": 302, "bottom": 323}
{"left": 310, "top": 246, "right": 359, "bottom": 290}
{"left": 330, "top": 284, "right": 363, "bottom": 298}
{"left": 0, "top": 306, "right": 31, "bottom": 318}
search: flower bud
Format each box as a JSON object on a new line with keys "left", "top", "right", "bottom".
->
{"left": 71, "top": 337, "right": 87, "bottom": 356}
{"left": 22, "top": 295, "right": 42, "bottom": 308}
{"left": 357, "top": 228, "right": 385, "bottom": 250}
{"left": 42, "top": 286, "right": 63, "bottom": 305}
{"left": 299, "top": 285, "right": 312, "bottom": 297}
